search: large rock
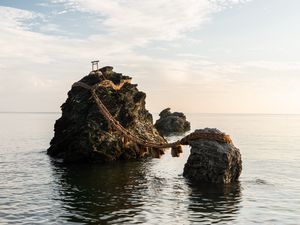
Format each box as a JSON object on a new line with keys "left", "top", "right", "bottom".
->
{"left": 183, "top": 128, "right": 242, "bottom": 184}
{"left": 154, "top": 108, "right": 190, "bottom": 136}
{"left": 47, "top": 67, "right": 166, "bottom": 162}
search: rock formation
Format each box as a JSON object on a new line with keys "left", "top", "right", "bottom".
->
{"left": 183, "top": 128, "right": 242, "bottom": 184}
{"left": 47, "top": 66, "right": 166, "bottom": 162}
{"left": 47, "top": 66, "right": 242, "bottom": 183}
{"left": 154, "top": 108, "right": 191, "bottom": 136}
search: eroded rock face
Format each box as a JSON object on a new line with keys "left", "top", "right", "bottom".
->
{"left": 47, "top": 67, "right": 166, "bottom": 163}
{"left": 154, "top": 108, "right": 191, "bottom": 136}
{"left": 183, "top": 128, "right": 242, "bottom": 184}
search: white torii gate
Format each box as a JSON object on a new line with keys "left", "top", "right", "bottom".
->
{"left": 91, "top": 60, "right": 99, "bottom": 71}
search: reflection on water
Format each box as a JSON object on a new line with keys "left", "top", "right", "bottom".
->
{"left": 51, "top": 161, "right": 150, "bottom": 224}
{"left": 51, "top": 159, "right": 242, "bottom": 224}
{"left": 187, "top": 182, "right": 241, "bottom": 224}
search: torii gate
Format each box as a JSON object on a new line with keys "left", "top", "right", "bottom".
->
{"left": 91, "top": 60, "right": 99, "bottom": 71}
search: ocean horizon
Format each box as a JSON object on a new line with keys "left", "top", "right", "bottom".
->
{"left": 1, "top": 111, "right": 300, "bottom": 115}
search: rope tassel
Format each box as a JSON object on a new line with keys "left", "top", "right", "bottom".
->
{"left": 171, "top": 145, "right": 182, "bottom": 157}
{"left": 150, "top": 148, "right": 160, "bottom": 158}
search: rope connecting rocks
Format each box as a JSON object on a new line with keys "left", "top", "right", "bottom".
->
{"left": 72, "top": 80, "right": 233, "bottom": 157}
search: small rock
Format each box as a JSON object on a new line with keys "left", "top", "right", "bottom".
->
{"left": 183, "top": 128, "right": 242, "bottom": 184}
{"left": 154, "top": 108, "right": 191, "bottom": 136}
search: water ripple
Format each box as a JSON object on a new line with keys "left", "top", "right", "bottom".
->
{"left": 1, "top": 113, "right": 300, "bottom": 224}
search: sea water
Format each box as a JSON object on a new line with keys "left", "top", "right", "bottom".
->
{"left": 0, "top": 112, "right": 299, "bottom": 224}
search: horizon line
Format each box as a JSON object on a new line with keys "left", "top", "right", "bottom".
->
{"left": 0, "top": 111, "right": 300, "bottom": 115}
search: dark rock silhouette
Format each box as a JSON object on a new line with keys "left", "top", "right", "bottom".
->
{"left": 154, "top": 108, "right": 191, "bottom": 136}
{"left": 183, "top": 128, "right": 242, "bottom": 184}
{"left": 47, "top": 67, "right": 166, "bottom": 162}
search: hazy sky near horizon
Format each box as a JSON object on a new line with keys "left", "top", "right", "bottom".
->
{"left": 0, "top": 0, "right": 300, "bottom": 113}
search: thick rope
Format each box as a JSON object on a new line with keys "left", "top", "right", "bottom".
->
{"left": 72, "top": 81, "right": 232, "bottom": 149}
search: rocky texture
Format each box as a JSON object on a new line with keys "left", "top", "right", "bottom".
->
{"left": 47, "top": 66, "right": 166, "bottom": 163}
{"left": 154, "top": 108, "right": 191, "bottom": 136}
{"left": 183, "top": 128, "right": 242, "bottom": 184}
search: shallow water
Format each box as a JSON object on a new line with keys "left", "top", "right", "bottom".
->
{"left": 0, "top": 113, "right": 299, "bottom": 224}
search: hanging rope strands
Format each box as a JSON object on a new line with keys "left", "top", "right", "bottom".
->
{"left": 72, "top": 77, "right": 233, "bottom": 157}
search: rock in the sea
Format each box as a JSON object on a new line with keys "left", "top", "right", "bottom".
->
{"left": 47, "top": 67, "right": 166, "bottom": 162}
{"left": 154, "top": 108, "right": 191, "bottom": 136}
{"left": 183, "top": 128, "right": 242, "bottom": 184}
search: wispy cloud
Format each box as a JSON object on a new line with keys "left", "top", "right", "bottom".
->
{"left": 0, "top": 6, "right": 38, "bottom": 26}
{"left": 51, "top": 0, "right": 249, "bottom": 43}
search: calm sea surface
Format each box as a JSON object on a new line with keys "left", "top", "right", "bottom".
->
{"left": 0, "top": 113, "right": 300, "bottom": 224}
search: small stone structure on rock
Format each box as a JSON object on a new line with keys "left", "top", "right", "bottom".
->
{"left": 155, "top": 108, "right": 191, "bottom": 136}
{"left": 183, "top": 128, "right": 242, "bottom": 184}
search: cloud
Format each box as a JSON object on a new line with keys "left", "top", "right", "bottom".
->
{"left": 0, "top": 6, "right": 38, "bottom": 27}
{"left": 51, "top": 0, "right": 249, "bottom": 43}
{"left": 3, "top": 1, "right": 300, "bottom": 113}
{"left": 79, "top": 0, "right": 211, "bottom": 42}
{"left": 0, "top": 1, "right": 251, "bottom": 65}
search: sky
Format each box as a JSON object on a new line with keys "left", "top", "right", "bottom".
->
{"left": 0, "top": 0, "right": 300, "bottom": 114}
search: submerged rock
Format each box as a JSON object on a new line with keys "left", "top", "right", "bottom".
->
{"left": 183, "top": 128, "right": 242, "bottom": 184}
{"left": 154, "top": 108, "right": 191, "bottom": 136}
{"left": 47, "top": 67, "right": 166, "bottom": 162}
